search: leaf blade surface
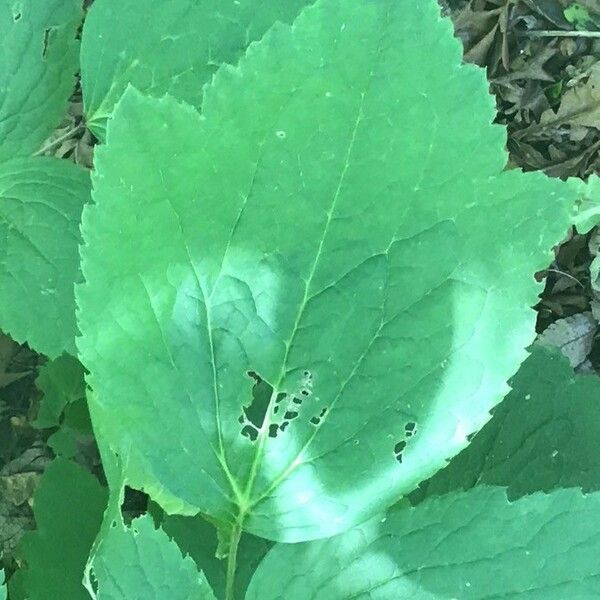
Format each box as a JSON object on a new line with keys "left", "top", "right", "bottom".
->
{"left": 80, "top": 0, "right": 313, "bottom": 138}
{"left": 90, "top": 515, "right": 216, "bottom": 600}
{"left": 0, "top": 157, "right": 89, "bottom": 357}
{"left": 413, "top": 345, "right": 600, "bottom": 501}
{"left": 247, "top": 487, "right": 600, "bottom": 599}
{"left": 78, "top": 0, "right": 577, "bottom": 541}
{"left": 0, "top": 0, "right": 81, "bottom": 160}
{"left": 18, "top": 458, "right": 107, "bottom": 600}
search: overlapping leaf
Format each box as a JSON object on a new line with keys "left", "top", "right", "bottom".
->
{"left": 247, "top": 487, "right": 600, "bottom": 599}
{"left": 34, "top": 354, "right": 86, "bottom": 428}
{"left": 0, "top": 0, "right": 89, "bottom": 357}
{"left": 0, "top": 157, "right": 89, "bottom": 357}
{"left": 0, "top": 0, "right": 82, "bottom": 160}
{"left": 78, "top": 0, "right": 577, "bottom": 542}
{"left": 89, "top": 515, "right": 216, "bottom": 600}
{"left": 413, "top": 345, "right": 600, "bottom": 502}
{"left": 18, "top": 458, "right": 107, "bottom": 600}
{"left": 160, "top": 513, "right": 271, "bottom": 600}
{"left": 80, "top": 0, "right": 313, "bottom": 139}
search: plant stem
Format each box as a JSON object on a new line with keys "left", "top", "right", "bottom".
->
{"left": 34, "top": 124, "right": 83, "bottom": 156}
{"left": 525, "top": 30, "right": 600, "bottom": 38}
{"left": 225, "top": 524, "right": 242, "bottom": 600}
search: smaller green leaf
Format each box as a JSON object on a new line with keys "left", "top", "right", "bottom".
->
{"left": 47, "top": 398, "right": 94, "bottom": 459}
{"left": 0, "top": 156, "right": 90, "bottom": 357}
{"left": 80, "top": 0, "right": 313, "bottom": 139}
{"left": 34, "top": 354, "right": 86, "bottom": 428}
{"left": 247, "top": 486, "right": 600, "bottom": 599}
{"left": 90, "top": 514, "right": 216, "bottom": 600}
{"left": 0, "top": 569, "right": 6, "bottom": 600}
{"left": 564, "top": 3, "right": 594, "bottom": 29}
{"left": 413, "top": 346, "right": 600, "bottom": 502}
{"left": 573, "top": 174, "right": 600, "bottom": 234}
{"left": 160, "top": 513, "right": 271, "bottom": 600}
{"left": 0, "top": 0, "right": 82, "bottom": 160}
{"left": 19, "top": 458, "right": 107, "bottom": 600}
{"left": 6, "top": 570, "right": 25, "bottom": 600}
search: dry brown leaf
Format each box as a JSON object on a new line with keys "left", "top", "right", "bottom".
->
{"left": 0, "top": 473, "right": 40, "bottom": 507}
{"left": 539, "top": 61, "right": 600, "bottom": 138}
{"left": 538, "top": 311, "right": 597, "bottom": 367}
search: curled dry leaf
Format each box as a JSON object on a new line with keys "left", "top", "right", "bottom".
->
{"left": 537, "top": 311, "right": 597, "bottom": 367}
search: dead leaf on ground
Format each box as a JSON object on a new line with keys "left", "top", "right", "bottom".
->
{"left": 537, "top": 311, "right": 597, "bottom": 366}
{"left": 537, "top": 61, "right": 600, "bottom": 139}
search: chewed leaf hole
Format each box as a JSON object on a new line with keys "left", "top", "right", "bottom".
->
{"left": 394, "top": 440, "right": 407, "bottom": 463}
{"left": 243, "top": 371, "right": 272, "bottom": 428}
{"left": 405, "top": 421, "right": 417, "bottom": 437}
{"left": 310, "top": 407, "right": 328, "bottom": 426}
{"left": 42, "top": 27, "right": 54, "bottom": 58}
{"left": 240, "top": 368, "right": 318, "bottom": 441}
{"left": 394, "top": 421, "right": 418, "bottom": 463}
{"left": 241, "top": 425, "right": 258, "bottom": 441}
{"left": 120, "top": 487, "right": 149, "bottom": 524}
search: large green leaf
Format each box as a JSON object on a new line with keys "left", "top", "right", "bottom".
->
{"left": 247, "top": 486, "right": 600, "bottom": 599}
{"left": 0, "top": 0, "right": 82, "bottom": 160}
{"left": 0, "top": 157, "right": 89, "bottom": 357}
{"left": 0, "top": 569, "right": 5, "bottom": 600}
{"left": 18, "top": 458, "right": 107, "bottom": 600}
{"left": 80, "top": 0, "right": 312, "bottom": 139}
{"left": 77, "top": 0, "right": 577, "bottom": 542}
{"left": 89, "top": 514, "right": 216, "bottom": 600}
{"left": 413, "top": 345, "right": 600, "bottom": 502}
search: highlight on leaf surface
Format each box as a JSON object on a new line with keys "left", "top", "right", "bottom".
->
{"left": 0, "top": 0, "right": 82, "bottom": 161}
{"left": 246, "top": 486, "right": 600, "bottom": 599}
{"left": 77, "top": 0, "right": 579, "bottom": 542}
{"left": 80, "top": 0, "right": 313, "bottom": 139}
{"left": 413, "top": 345, "right": 600, "bottom": 502}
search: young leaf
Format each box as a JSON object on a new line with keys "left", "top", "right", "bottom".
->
{"left": 413, "top": 345, "right": 600, "bottom": 502}
{"left": 89, "top": 514, "right": 216, "bottom": 600}
{"left": 0, "top": 157, "right": 90, "bottom": 357}
{"left": 18, "top": 458, "right": 107, "bottom": 600}
{"left": 34, "top": 354, "right": 86, "bottom": 428}
{"left": 0, "top": 0, "right": 82, "bottom": 160}
{"left": 80, "top": 0, "right": 313, "bottom": 139}
{"left": 78, "top": 0, "right": 578, "bottom": 542}
{"left": 247, "top": 487, "right": 600, "bottom": 599}
{"left": 0, "top": 569, "right": 6, "bottom": 600}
